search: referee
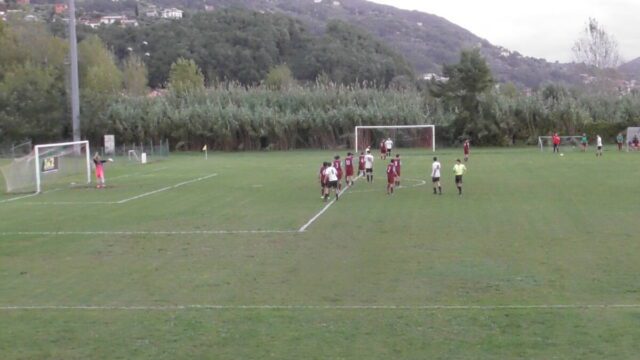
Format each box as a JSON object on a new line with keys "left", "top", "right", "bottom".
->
{"left": 453, "top": 159, "right": 467, "bottom": 196}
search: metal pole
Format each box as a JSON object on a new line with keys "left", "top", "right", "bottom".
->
{"left": 68, "top": 0, "right": 80, "bottom": 143}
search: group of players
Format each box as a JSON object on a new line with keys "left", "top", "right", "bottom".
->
{"left": 318, "top": 138, "right": 472, "bottom": 201}
{"left": 318, "top": 145, "right": 403, "bottom": 201}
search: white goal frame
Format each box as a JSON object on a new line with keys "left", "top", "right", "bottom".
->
{"left": 34, "top": 140, "right": 91, "bottom": 193}
{"left": 625, "top": 127, "right": 640, "bottom": 152}
{"left": 354, "top": 125, "right": 435, "bottom": 153}
{"left": 537, "top": 135, "right": 582, "bottom": 152}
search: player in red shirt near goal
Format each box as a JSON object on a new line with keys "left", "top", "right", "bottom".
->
{"left": 358, "top": 151, "right": 366, "bottom": 177}
{"left": 344, "top": 152, "right": 355, "bottom": 186}
{"left": 333, "top": 155, "right": 343, "bottom": 191}
{"left": 463, "top": 139, "right": 470, "bottom": 162}
{"left": 392, "top": 154, "right": 401, "bottom": 187}
{"left": 319, "top": 161, "right": 328, "bottom": 199}
{"left": 552, "top": 133, "right": 561, "bottom": 153}
{"left": 386, "top": 159, "right": 397, "bottom": 195}
{"left": 380, "top": 140, "right": 387, "bottom": 160}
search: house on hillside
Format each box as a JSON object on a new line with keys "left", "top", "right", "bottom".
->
{"left": 99, "top": 15, "right": 137, "bottom": 26}
{"left": 100, "top": 15, "right": 126, "bottom": 25}
{"left": 141, "top": 4, "right": 158, "bottom": 17}
{"left": 423, "top": 73, "right": 449, "bottom": 82}
{"left": 161, "top": 8, "right": 182, "bottom": 19}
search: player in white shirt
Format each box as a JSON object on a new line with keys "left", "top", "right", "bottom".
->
{"left": 431, "top": 156, "right": 442, "bottom": 195}
{"left": 364, "top": 150, "right": 375, "bottom": 183}
{"left": 323, "top": 164, "right": 339, "bottom": 201}
{"left": 596, "top": 134, "right": 603, "bottom": 157}
{"left": 384, "top": 138, "right": 393, "bottom": 157}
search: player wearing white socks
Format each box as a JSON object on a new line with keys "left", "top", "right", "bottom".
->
{"left": 431, "top": 156, "right": 442, "bottom": 195}
{"left": 364, "top": 150, "right": 374, "bottom": 183}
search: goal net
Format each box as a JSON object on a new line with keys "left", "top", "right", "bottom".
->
{"left": 354, "top": 125, "right": 435, "bottom": 153}
{"left": 625, "top": 127, "right": 640, "bottom": 151}
{"left": 0, "top": 140, "right": 91, "bottom": 193}
{"left": 538, "top": 136, "right": 582, "bottom": 152}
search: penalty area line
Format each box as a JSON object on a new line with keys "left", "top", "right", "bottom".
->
{"left": 298, "top": 176, "right": 360, "bottom": 232}
{"left": 0, "top": 188, "right": 62, "bottom": 204}
{"left": 3, "top": 304, "right": 640, "bottom": 311}
{"left": 115, "top": 173, "right": 218, "bottom": 204}
{"left": 0, "top": 229, "right": 299, "bottom": 236}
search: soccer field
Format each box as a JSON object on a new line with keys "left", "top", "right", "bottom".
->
{"left": 2, "top": 148, "right": 640, "bottom": 359}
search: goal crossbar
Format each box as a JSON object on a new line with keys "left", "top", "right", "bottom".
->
{"left": 34, "top": 140, "right": 91, "bottom": 193}
{"left": 538, "top": 135, "right": 582, "bottom": 151}
{"left": 355, "top": 125, "right": 435, "bottom": 152}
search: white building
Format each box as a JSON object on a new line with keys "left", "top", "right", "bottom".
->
{"left": 99, "top": 15, "right": 126, "bottom": 25}
{"left": 161, "top": 8, "right": 183, "bottom": 19}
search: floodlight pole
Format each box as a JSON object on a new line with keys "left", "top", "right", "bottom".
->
{"left": 68, "top": 0, "right": 81, "bottom": 143}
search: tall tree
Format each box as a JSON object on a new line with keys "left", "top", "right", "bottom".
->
{"left": 168, "top": 58, "right": 204, "bottom": 94}
{"left": 78, "top": 35, "right": 123, "bottom": 94}
{"left": 572, "top": 18, "right": 621, "bottom": 69}
{"left": 430, "top": 49, "right": 494, "bottom": 142}
{"left": 123, "top": 54, "right": 148, "bottom": 96}
{"left": 264, "top": 64, "right": 295, "bottom": 90}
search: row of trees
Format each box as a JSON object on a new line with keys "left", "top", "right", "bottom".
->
{"left": 93, "top": 75, "right": 639, "bottom": 150}
{"left": 1, "top": 17, "right": 639, "bottom": 150}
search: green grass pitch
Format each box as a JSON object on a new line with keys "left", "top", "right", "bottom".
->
{"left": 2, "top": 148, "right": 640, "bottom": 359}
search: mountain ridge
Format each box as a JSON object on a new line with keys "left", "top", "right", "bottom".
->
{"left": 78, "top": 0, "right": 638, "bottom": 87}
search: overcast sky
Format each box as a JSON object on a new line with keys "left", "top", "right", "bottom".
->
{"left": 369, "top": 0, "right": 640, "bottom": 63}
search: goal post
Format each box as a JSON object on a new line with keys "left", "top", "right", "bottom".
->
{"left": 354, "top": 125, "right": 435, "bottom": 153}
{"left": 0, "top": 140, "right": 91, "bottom": 194}
{"left": 537, "top": 135, "right": 582, "bottom": 152}
{"left": 625, "top": 127, "right": 640, "bottom": 152}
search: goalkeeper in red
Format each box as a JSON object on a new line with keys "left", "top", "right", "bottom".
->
{"left": 93, "top": 153, "right": 113, "bottom": 189}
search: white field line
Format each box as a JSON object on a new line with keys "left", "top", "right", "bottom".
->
{"left": 3, "top": 304, "right": 640, "bottom": 311}
{"left": 298, "top": 176, "right": 360, "bottom": 232}
{"left": 0, "top": 193, "right": 38, "bottom": 204}
{"left": 116, "top": 173, "right": 218, "bottom": 204}
{"left": 0, "top": 188, "right": 62, "bottom": 204}
{"left": 0, "top": 230, "right": 298, "bottom": 236}
{"left": 18, "top": 174, "right": 218, "bottom": 205}
{"left": 20, "top": 201, "right": 117, "bottom": 205}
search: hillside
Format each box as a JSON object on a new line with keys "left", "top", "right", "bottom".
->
{"left": 75, "top": 0, "right": 625, "bottom": 88}
{"left": 619, "top": 58, "right": 640, "bottom": 80}
{"left": 137, "top": 0, "right": 584, "bottom": 88}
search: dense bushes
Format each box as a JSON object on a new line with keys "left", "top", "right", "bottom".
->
{"left": 91, "top": 83, "right": 640, "bottom": 150}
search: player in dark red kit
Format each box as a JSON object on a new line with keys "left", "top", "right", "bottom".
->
{"left": 333, "top": 155, "right": 343, "bottom": 191}
{"left": 463, "top": 139, "right": 470, "bottom": 162}
{"left": 358, "top": 151, "right": 366, "bottom": 177}
{"left": 319, "top": 161, "right": 328, "bottom": 198}
{"left": 380, "top": 140, "right": 387, "bottom": 160}
{"left": 386, "top": 159, "right": 397, "bottom": 195}
{"left": 344, "top": 152, "right": 355, "bottom": 186}
{"left": 392, "top": 154, "right": 401, "bottom": 187}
